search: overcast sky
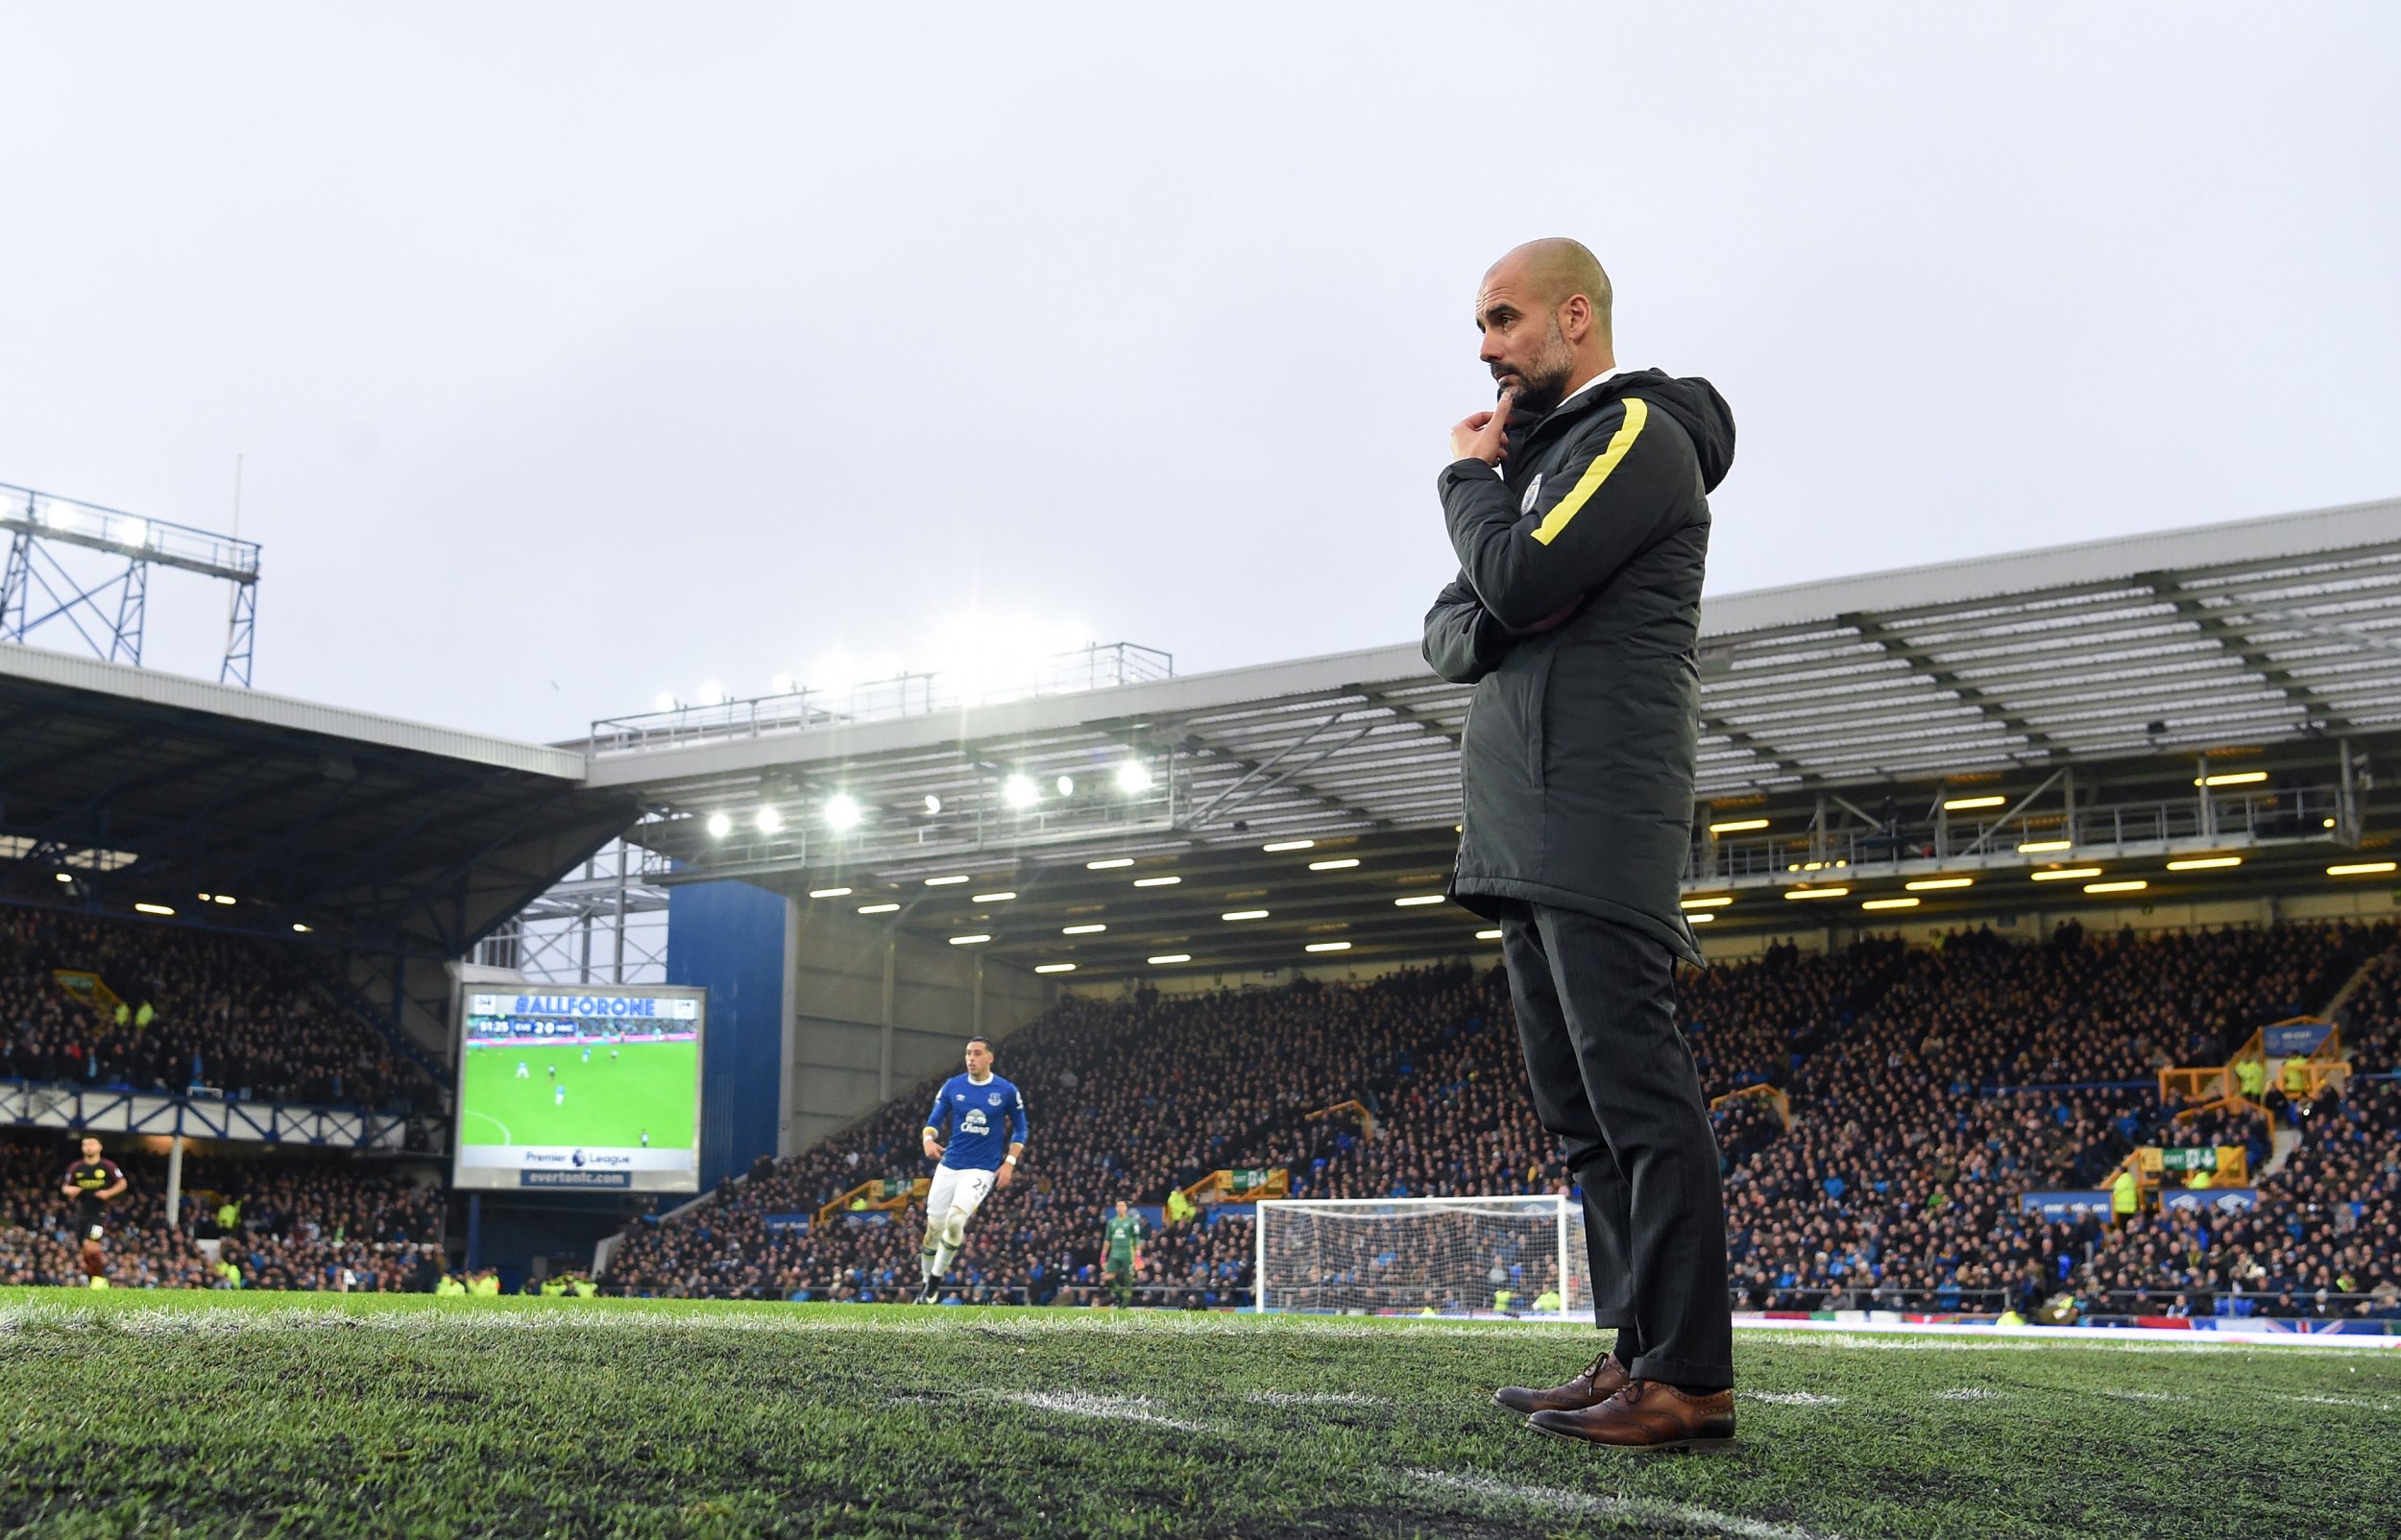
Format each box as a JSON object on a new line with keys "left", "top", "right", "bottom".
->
{"left": 3, "top": 5, "right": 2394, "bottom": 743}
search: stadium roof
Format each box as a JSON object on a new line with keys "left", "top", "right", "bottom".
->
{"left": 0, "top": 644, "right": 638, "bottom": 961}
{"left": 582, "top": 496, "right": 2401, "bottom": 976}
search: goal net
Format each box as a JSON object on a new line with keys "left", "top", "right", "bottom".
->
{"left": 1254, "top": 1195, "right": 1589, "bottom": 1318}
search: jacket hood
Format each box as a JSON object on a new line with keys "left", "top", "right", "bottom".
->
{"left": 1606, "top": 368, "right": 1735, "bottom": 493}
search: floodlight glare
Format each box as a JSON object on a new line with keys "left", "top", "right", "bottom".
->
{"left": 653, "top": 692, "right": 677, "bottom": 712}
{"left": 1475, "top": 928, "right": 1502, "bottom": 941}
{"left": 808, "top": 886, "right": 852, "bottom": 899}
{"left": 1002, "top": 775, "right": 1040, "bottom": 808}
{"left": 924, "top": 794, "right": 943, "bottom": 815}
{"left": 53, "top": 872, "right": 72, "bottom": 884}
{"left": 824, "top": 794, "right": 862, "bottom": 830}
{"left": 1055, "top": 775, "right": 1075, "bottom": 797}
{"left": 1148, "top": 953, "right": 1192, "bottom": 965}
{"left": 1304, "top": 942, "right": 1351, "bottom": 953}
{"left": 1035, "top": 963, "right": 1076, "bottom": 975}
{"left": 706, "top": 812, "right": 733, "bottom": 838}
{"left": 1062, "top": 924, "right": 1106, "bottom": 935}
{"left": 1114, "top": 761, "right": 1152, "bottom": 794}
{"left": 699, "top": 682, "right": 727, "bottom": 707}
{"left": 770, "top": 674, "right": 796, "bottom": 695}
{"left": 755, "top": 806, "right": 785, "bottom": 835}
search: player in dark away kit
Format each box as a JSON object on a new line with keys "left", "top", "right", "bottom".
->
{"left": 61, "top": 1135, "right": 128, "bottom": 1282}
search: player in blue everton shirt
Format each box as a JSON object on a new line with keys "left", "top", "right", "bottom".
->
{"left": 917, "top": 1036, "right": 1028, "bottom": 1304}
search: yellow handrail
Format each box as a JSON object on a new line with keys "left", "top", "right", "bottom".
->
{"left": 814, "top": 1176, "right": 931, "bottom": 1227}
{"left": 1709, "top": 1083, "right": 1792, "bottom": 1131}
{"left": 1308, "top": 1099, "right": 1376, "bottom": 1142}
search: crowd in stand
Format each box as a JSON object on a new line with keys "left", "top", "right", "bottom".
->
{"left": 0, "top": 906, "right": 436, "bottom": 1110}
{"left": 0, "top": 1132, "right": 443, "bottom": 1290}
{"left": 606, "top": 915, "right": 2401, "bottom": 1322}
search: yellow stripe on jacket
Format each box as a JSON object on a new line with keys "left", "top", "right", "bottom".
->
{"left": 1530, "top": 397, "right": 1649, "bottom": 547}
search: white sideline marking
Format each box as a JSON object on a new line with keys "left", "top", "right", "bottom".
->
{"left": 1741, "top": 1390, "right": 1844, "bottom": 1407}
{"left": 1412, "top": 1471, "right": 1837, "bottom": 1540}
{"left": 995, "top": 1390, "right": 1205, "bottom": 1432}
{"left": 1934, "top": 1387, "right": 2003, "bottom": 1401}
{"left": 2270, "top": 1393, "right": 2395, "bottom": 1410}
{"left": 1737, "top": 1316, "right": 2401, "bottom": 1352}
{"left": 2092, "top": 1389, "right": 2185, "bottom": 1403}
{"left": 1243, "top": 1390, "right": 1385, "bottom": 1407}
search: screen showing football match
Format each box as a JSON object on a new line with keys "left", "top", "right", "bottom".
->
{"left": 453, "top": 985, "right": 705, "bottom": 1192}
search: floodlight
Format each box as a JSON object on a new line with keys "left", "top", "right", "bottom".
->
{"left": 948, "top": 933, "right": 992, "bottom": 946}
{"left": 700, "top": 682, "right": 727, "bottom": 707}
{"left": 1708, "top": 817, "right": 1769, "bottom": 834}
{"left": 213, "top": 894, "right": 235, "bottom": 905}
{"left": 1475, "top": 928, "right": 1502, "bottom": 941}
{"left": 1393, "top": 895, "right": 1445, "bottom": 907}
{"left": 770, "top": 674, "right": 797, "bottom": 695}
{"left": 824, "top": 794, "right": 862, "bottom": 830}
{"left": 1862, "top": 897, "right": 1919, "bottom": 910}
{"left": 1148, "top": 953, "right": 1192, "bottom": 965}
{"left": 973, "top": 892, "right": 1017, "bottom": 903}
{"left": 1905, "top": 878, "right": 1974, "bottom": 891}
{"left": 925, "top": 876, "right": 969, "bottom": 886}
{"left": 1056, "top": 775, "right": 1076, "bottom": 797}
{"left": 2330, "top": 861, "right": 2398, "bottom": 877}
{"left": 654, "top": 692, "right": 677, "bottom": 712}
{"left": 1304, "top": 942, "right": 1351, "bottom": 953}
{"left": 1222, "top": 909, "right": 1270, "bottom": 922}
{"left": 1133, "top": 877, "right": 1180, "bottom": 888}
{"left": 2195, "top": 771, "right": 2268, "bottom": 787}
{"left": 858, "top": 902, "right": 900, "bottom": 914}
{"left": 2029, "top": 867, "right": 2102, "bottom": 882}
{"left": 2165, "top": 856, "right": 2241, "bottom": 871}
{"left": 1086, "top": 858, "right": 1133, "bottom": 871}
{"left": 1002, "top": 775, "right": 1040, "bottom": 809}
{"left": 755, "top": 806, "right": 785, "bottom": 835}
{"left": 1035, "top": 963, "right": 1076, "bottom": 975}
{"left": 809, "top": 887, "right": 852, "bottom": 899}
{"left": 1681, "top": 896, "right": 1734, "bottom": 909}
{"left": 1262, "top": 839, "right": 1314, "bottom": 853}
{"left": 1115, "top": 761, "right": 1153, "bottom": 794}
{"left": 1783, "top": 886, "right": 1848, "bottom": 901}
{"left": 292, "top": 923, "right": 311, "bottom": 933}
{"left": 1063, "top": 924, "right": 1106, "bottom": 935}
{"left": 706, "top": 812, "right": 733, "bottom": 838}
{"left": 135, "top": 902, "right": 175, "bottom": 916}
{"left": 1687, "top": 912, "right": 1716, "bottom": 923}
{"left": 1309, "top": 858, "right": 1360, "bottom": 872}
{"left": 924, "top": 794, "right": 943, "bottom": 815}
{"left": 2018, "top": 839, "right": 2072, "bottom": 854}
{"left": 1941, "top": 795, "right": 2006, "bottom": 811}
{"left": 53, "top": 872, "right": 72, "bottom": 884}
{"left": 2085, "top": 879, "right": 2147, "bottom": 894}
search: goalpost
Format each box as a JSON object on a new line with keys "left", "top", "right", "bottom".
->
{"left": 1253, "top": 1194, "right": 1589, "bottom": 1318}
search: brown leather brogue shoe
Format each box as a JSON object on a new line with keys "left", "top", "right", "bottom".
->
{"left": 1493, "top": 1349, "right": 1630, "bottom": 1414}
{"left": 1525, "top": 1379, "right": 1737, "bottom": 1452}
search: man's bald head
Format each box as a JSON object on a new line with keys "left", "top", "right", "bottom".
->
{"left": 1474, "top": 238, "right": 1615, "bottom": 413}
{"left": 1488, "top": 238, "right": 1613, "bottom": 340}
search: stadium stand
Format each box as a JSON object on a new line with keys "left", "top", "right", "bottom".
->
{"left": 604, "top": 918, "right": 2401, "bottom": 1324}
{"left": 0, "top": 1133, "right": 443, "bottom": 1290}
{"left": 0, "top": 905, "right": 436, "bottom": 1110}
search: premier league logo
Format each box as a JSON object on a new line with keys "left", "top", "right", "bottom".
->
{"left": 570, "top": 1148, "right": 587, "bottom": 1167}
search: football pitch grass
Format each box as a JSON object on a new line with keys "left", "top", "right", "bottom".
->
{"left": 456, "top": 1040, "right": 696, "bottom": 1150}
{"left": 3, "top": 1293, "right": 2396, "bottom": 1539}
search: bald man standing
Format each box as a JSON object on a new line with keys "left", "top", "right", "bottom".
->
{"left": 1424, "top": 239, "right": 1738, "bottom": 1451}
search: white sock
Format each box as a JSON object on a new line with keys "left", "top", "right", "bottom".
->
{"left": 932, "top": 1239, "right": 958, "bottom": 1276}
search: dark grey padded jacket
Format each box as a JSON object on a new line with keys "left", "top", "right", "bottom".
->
{"left": 1423, "top": 369, "right": 1735, "bottom": 965}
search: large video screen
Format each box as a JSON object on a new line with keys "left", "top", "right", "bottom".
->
{"left": 453, "top": 985, "right": 704, "bottom": 1192}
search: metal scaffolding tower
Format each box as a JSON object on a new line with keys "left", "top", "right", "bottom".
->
{"left": 474, "top": 838, "right": 672, "bottom": 985}
{"left": 1, "top": 482, "right": 262, "bottom": 686}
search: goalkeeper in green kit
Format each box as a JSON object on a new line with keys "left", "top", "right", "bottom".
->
{"left": 1102, "top": 1199, "right": 1147, "bottom": 1308}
